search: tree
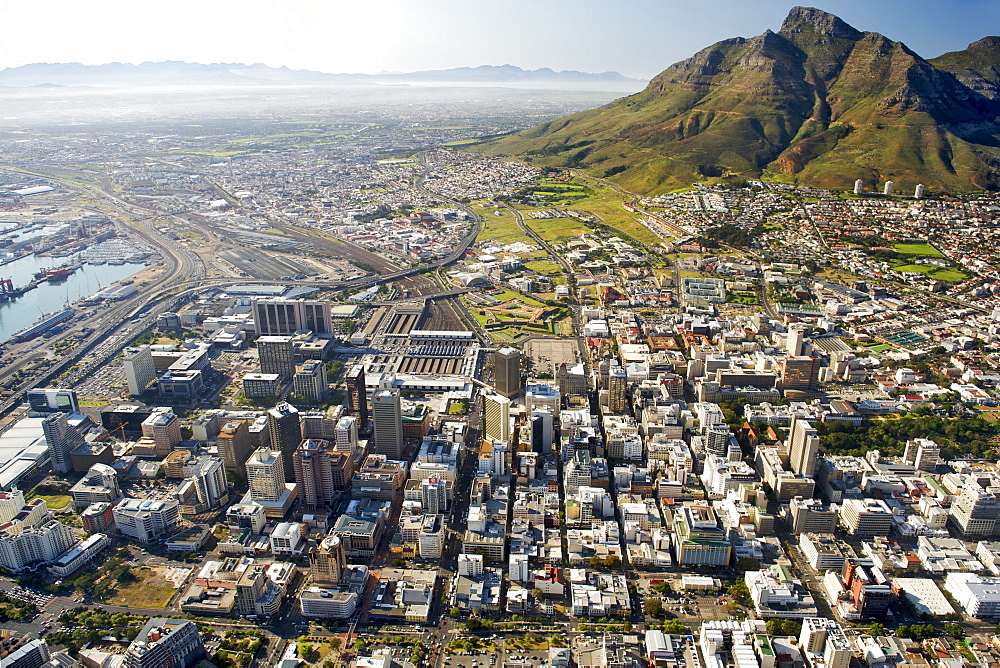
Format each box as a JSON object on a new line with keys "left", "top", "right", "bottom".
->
{"left": 588, "top": 555, "right": 603, "bottom": 569}
{"left": 298, "top": 643, "right": 313, "bottom": 658}
{"left": 644, "top": 598, "right": 663, "bottom": 617}
{"left": 604, "top": 555, "right": 621, "bottom": 568}
{"left": 663, "top": 618, "right": 686, "bottom": 634}
{"left": 450, "top": 607, "right": 461, "bottom": 617}
{"left": 324, "top": 661, "right": 336, "bottom": 668}
{"left": 354, "top": 639, "right": 366, "bottom": 652}
{"left": 728, "top": 578, "right": 751, "bottom": 606}
{"left": 329, "top": 638, "right": 342, "bottom": 651}
{"left": 868, "top": 623, "right": 885, "bottom": 637}
{"left": 945, "top": 623, "right": 964, "bottom": 639}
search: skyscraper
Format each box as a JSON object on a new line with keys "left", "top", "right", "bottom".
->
{"left": 483, "top": 393, "right": 512, "bottom": 444}
{"left": 782, "top": 356, "right": 820, "bottom": 392}
{"left": 246, "top": 447, "right": 286, "bottom": 503}
{"left": 217, "top": 420, "right": 252, "bottom": 478}
{"left": 252, "top": 298, "right": 332, "bottom": 336}
{"left": 267, "top": 402, "right": 301, "bottom": 482}
{"left": 608, "top": 366, "right": 628, "bottom": 413}
{"left": 122, "top": 346, "right": 156, "bottom": 397}
{"left": 42, "top": 412, "right": 84, "bottom": 474}
{"left": 258, "top": 336, "right": 295, "bottom": 379}
{"left": 788, "top": 416, "right": 820, "bottom": 477}
{"left": 293, "top": 438, "right": 347, "bottom": 509}
{"left": 371, "top": 389, "right": 403, "bottom": 460}
{"left": 345, "top": 365, "right": 369, "bottom": 427}
{"left": 311, "top": 534, "right": 346, "bottom": 584}
{"left": 492, "top": 347, "right": 521, "bottom": 398}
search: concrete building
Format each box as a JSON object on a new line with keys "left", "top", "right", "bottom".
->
{"left": 140, "top": 410, "right": 182, "bottom": 456}
{"left": 113, "top": 498, "right": 180, "bottom": 543}
{"left": 672, "top": 503, "right": 731, "bottom": 566}
{"left": 258, "top": 335, "right": 295, "bottom": 379}
{"left": 788, "top": 417, "right": 819, "bottom": 477}
{"left": 293, "top": 360, "right": 328, "bottom": 403}
{"left": 123, "top": 345, "right": 156, "bottom": 397}
{"left": 267, "top": 402, "right": 301, "bottom": 483}
{"left": 124, "top": 618, "right": 205, "bottom": 668}
{"left": 903, "top": 438, "right": 940, "bottom": 472}
{"left": 311, "top": 533, "right": 347, "bottom": 584}
{"left": 372, "top": 389, "right": 403, "bottom": 460}
{"left": 945, "top": 572, "right": 1000, "bottom": 619}
{"left": 790, "top": 497, "right": 839, "bottom": 534}
{"left": 608, "top": 367, "right": 628, "bottom": 413}
{"left": 242, "top": 373, "right": 281, "bottom": 400}
{"left": 252, "top": 298, "right": 331, "bottom": 336}
{"left": 483, "top": 393, "right": 512, "bottom": 445}
{"left": 492, "top": 347, "right": 521, "bottom": 398}
{"left": 293, "top": 438, "right": 354, "bottom": 509}
{"left": 951, "top": 483, "right": 1000, "bottom": 539}
{"left": 217, "top": 420, "right": 252, "bottom": 478}
{"left": 345, "top": 365, "right": 369, "bottom": 426}
{"left": 799, "top": 617, "right": 852, "bottom": 668}
{"left": 840, "top": 498, "right": 894, "bottom": 537}
{"left": 42, "top": 412, "right": 84, "bottom": 475}
{"left": 782, "top": 356, "right": 820, "bottom": 393}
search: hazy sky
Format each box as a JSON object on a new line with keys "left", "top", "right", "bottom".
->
{"left": 0, "top": 0, "right": 995, "bottom": 79}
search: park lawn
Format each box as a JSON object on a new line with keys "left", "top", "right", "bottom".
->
{"left": 894, "top": 243, "right": 941, "bottom": 256}
{"left": 109, "top": 581, "right": 175, "bottom": 609}
{"left": 32, "top": 495, "right": 71, "bottom": 510}
{"left": 892, "top": 262, "right": 968, "bottom": 282}
{"left": 927, "top": 268, "right": 968, "bottom": 282}
{"left": 523, "top": 216, "right": 588, "bottom": 242}
{"left": 491, "top": 289, "right": 546, "bottom": 306}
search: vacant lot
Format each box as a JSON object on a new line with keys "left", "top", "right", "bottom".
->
{"left": 108, "top": 566, "right": 180, "bottom": 609}
{"left": 523, "top": 216, "right": 588, "bottom": 242}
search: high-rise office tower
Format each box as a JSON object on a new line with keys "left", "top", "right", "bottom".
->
{"left": 311, "top": 534, "right": 346, "bottom": 584}
{"left": 782, "top": 356, "right": 820, "bottom": 392}
{"left": 42, "top": 412, "right": 84, "bottom": 474}
{"left": 293, "top": 360, "right": 328, "bottom": 402}
{"left": 293, "top": 438, "right": 350, "bottom": 509}
{"left": 483, "top": 393, "right": 512, "bottom": 444}
{"left": 246, "top": 447, "right": 285, "bottom": 503}
{"left": 371, "top": 389, "right": 403, "bottom": 460}
{"left": 334, "top": 415, "right": 359, "bottom": 450}
{"left": 268, "top": 402, "right": 301, "bottom": 482}
{"left": 217, "top": 420, "right": 252, "bottom": 477}
{"left": 608, "top": 367, "right": 628, "bottom": 413}
{"left": 788, "top": 416, "right": 820, "bottom": 477}
{"left": 492, "top": 347, "right": 521, "bottom": 398}
{"left": 345, "top": 366, "right": 369, "bottom": 426}
{"left": 122, "top": 346, "right": 156, "bottom": 397}
{"left": 252, "top": 298, "right": 332, "bottom": 336}
{"left": 258, "top": 336, "right": 296, "bottom": 379}
{"left": 141, "top": 410, "right": 182, "bottom": 457}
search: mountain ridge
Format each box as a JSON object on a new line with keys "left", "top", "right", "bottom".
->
{"left": 480, "top": 7, "right": 1000, "bottom": 193}
{"left": 0, "top": 61, "right": 643, "bottom": 88}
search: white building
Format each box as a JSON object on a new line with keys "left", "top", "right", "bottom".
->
{"left": 113, "top": 498, "right": 180, "bottom": 543}
{"left": 944, "top": 572, "right": 1000, "bottom": 619}
{"left": 270, "top": 522, "right": 305, "bottom": 556}
{"left": 839, "top": 498, "right": 893, "bottom": 537}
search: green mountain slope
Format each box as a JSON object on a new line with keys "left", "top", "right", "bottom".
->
{"left": 480, "top": 7, "right": 1000, "bottom": 193}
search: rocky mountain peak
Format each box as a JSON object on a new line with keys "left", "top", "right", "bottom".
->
{"left": 779, "top": 6, "right": 862, "bottom": 41}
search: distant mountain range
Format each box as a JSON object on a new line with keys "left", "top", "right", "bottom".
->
{"left": 0, "top": 61, "right": 641, "bottom": 88}
{"left": 481, "top": 6, "right": 1000, "bottom": 193}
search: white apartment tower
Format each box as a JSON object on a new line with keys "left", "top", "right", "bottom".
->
{"left": 246, "top": 447, "right": 286, "bottom": 503}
